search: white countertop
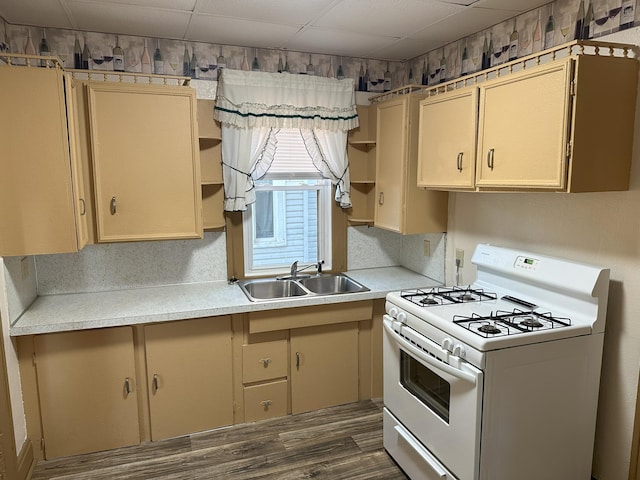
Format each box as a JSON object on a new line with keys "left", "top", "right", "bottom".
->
{"left": 10, "top": 267, "right": 440, "bottom": 336}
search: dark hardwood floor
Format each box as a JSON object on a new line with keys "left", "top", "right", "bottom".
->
{"left": 32, "top": 399, "right": 408, "bottom": 480}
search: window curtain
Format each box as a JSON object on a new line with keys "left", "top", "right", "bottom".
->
{"left": 214, "top": 69, "right": 358, "bottom": 211}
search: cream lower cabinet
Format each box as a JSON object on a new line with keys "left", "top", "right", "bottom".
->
{"left": 375, "top": 95, "right": 448, "bottom": 234}
{"left": 144, "top": 317, "right": 233, "bottom": 440}
{"left": 290, "top": 322, "right": 359, "bottom": 414}
{"left": 33, "top": 327, "right": 139, "bottom": 459}
{"left": 417, "top": 87, "right": 478, "bottom": 190}
{"left": 0, "top": 65, "right": 87, "bottom": 256}
{"left": 86, "top": 82, "right": 202, "bottom": 242}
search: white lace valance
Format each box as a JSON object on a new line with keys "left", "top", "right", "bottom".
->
{"left": 214, "top": 69, "right": 359, "bottom": 132}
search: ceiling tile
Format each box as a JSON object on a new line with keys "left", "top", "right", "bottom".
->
{"left": 314, "top": 0, "right": 465, "bottom": 37}
{"left": 473, "top": 0, "right": 549, "bottom": 12}
{"left": 65, "top": 1, "right": 192, "bottom": 38}
{"left": 286, "top": 26, "right": 399, "bottom": 59}
{"left": 186, "top": 14, "right": 299, "bottom": 47}
{"left": 193, "top": 0, "right": 336, "bottom": 25}
{"left": 0, "top": 0, "right": 73, "bottom": 29}
{"left": 408, "top": 6, "right": 520, "bottom": 41}
{"left": 68, "top": 0, "right": 197, "bottom": 10}
{"left": 371, "top": 37, "right": 437, "bottom": 61}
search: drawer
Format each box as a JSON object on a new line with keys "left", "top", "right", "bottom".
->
{"left": 243, "top": 340, "right": 288, "bottom": 383}
{"left": 244, "top": 380, "right": 288, "bottom": 422}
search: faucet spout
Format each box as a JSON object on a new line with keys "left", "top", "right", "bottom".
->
{"left": 290, "top": 261, "right": 299, "bottom": 278}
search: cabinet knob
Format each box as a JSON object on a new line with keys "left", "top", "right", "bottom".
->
{"left": 487, "top": 148, "right": 495, "bottom": 170}
{"left": 457, "top": 152, "right": 464, "bottom": 172}
{"left": 110, "top": 196, "right": 117, "bottom": 215}
{"left": 260, "top": 400, "right": 272, "bottom": 409}
{"left": 260, "top": 358, "right": 272, "bottom": 367}
{"left": 378, "top": 192, "right": 384, "bottom": 206}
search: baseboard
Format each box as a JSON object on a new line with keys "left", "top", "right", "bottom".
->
{"left": 17, "top": 439, "right": 35, "bottom": 480}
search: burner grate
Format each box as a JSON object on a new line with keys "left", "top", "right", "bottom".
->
{"left": 400, "top": 286, "right": 497, "bottom": 307}
{"left": 454, "top": 309, "right": 571, "bottom": 338}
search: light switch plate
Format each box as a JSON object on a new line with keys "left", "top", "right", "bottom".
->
{"left": 455, "top": 248, "right": 464, "bottom": 268}
{"left": 423, "top": 240, "right": 430, "bottom": 257}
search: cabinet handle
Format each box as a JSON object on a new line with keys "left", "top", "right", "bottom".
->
{"left": 124, "top": 377, "right": 132, "bottom": 396}
{"left": 152, "top": 373, "right": 159, "bottom": 393}
{"left": 456, "top": 152, "right": 463, "bottom": 172}
{"left": 260, "top": 400, "right": 272, "bottom": 408}
{"left": 110, "top": 196, "right": 117, "bottom": 215}
{"left": 296, "top": 352, "right": 301, "bottom": 369}
{"left": 260, "top": 358, "right": 272, "bottom": 367}
{"left": 79, "top": 198, "right": 86, "bottom": 216}
{"left": 487, "top": 148, "right": 495, "bottom": 171}
{"left": 378, "top": 192, "right": 384, "bottom": 206}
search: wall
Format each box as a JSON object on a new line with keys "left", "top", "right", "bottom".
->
{"left": 444, "top": 25, "right": 640, "bottom": 480}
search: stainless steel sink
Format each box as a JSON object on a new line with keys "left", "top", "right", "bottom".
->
{"left": 238, "top": 274, "right": 369, "bottom": 302}
{"left": 298, "top": 274, "right": 369, "bottom": 295}
{"left": 239, "top": 279, "right": 307, "bottom": 300}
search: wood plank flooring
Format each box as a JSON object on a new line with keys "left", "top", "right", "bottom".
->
{"left": 32, "top": 400, "right": 408, "bottom": 480}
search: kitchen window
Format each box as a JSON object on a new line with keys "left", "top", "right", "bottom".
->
{"left": 243, "top": 129, "right": 332, "bottom": 276}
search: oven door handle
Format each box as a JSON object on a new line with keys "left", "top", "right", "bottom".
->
{"left": 384, "top": 320, "right": 478, "bottom": 385}
{"left": 394, "top": 423, "right": 448, "bottom": 479}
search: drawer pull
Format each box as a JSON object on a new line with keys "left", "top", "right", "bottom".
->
{"left": 124, "top": 377, "right": 132, "bottom": 396}
{"left": 110, "top": 196, "right": 117, "bottom": 215}
{"left": 152, "top": 373, "right": 159, "bottom": 393}
{"left": 260, "top": 400, "right": 272, "bottom": 409}
{"left": 296, "top": 352, "right": 301, "bottom": 369}
{"left": 378, "top": 192, "right": 384, "bottom": 206}
{"left": 260, "top": 358, "right": 272, "bottom": 367}
{"left": 456, "top": 152, "right": 463, "bottom": 172}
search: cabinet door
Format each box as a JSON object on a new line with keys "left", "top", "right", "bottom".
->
{"left": 0, "top": 66, "right": 85, "bottom": 256}
{"left": 375, "top": 97, "right": 408, "bottom": 232}
{"left": 418, "top": 87, "right": 478, "bottom": 189}
{"left": 35, "top": 328, "right": 139, "bottom": 459}
{"left": 290, "top": 322, "right": 359, "bottom": 414}
{"left": 87, "top": 82, "right": 202, "bottom": 242}
{"left": 145, "top": 317, "right": 233, "bottom": 440}
{"left": 476, "top": 59, "right": 573, "bottom": 189}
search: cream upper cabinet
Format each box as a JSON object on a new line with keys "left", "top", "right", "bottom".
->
{"left": 417, "top": 87, "right": 478, "bottom": 190}
{"left": 86, "top": 82, "right": 202, "bottom": 242}
{"left": 418, "top": 49, "right": 638, "bottom": 193}
{"left": 476, "top": 59, "right": 573, "bottom": 189}
{"left": 0, "top": 66, "right": 87, "bottom": 256}
{"left": 374, "top": 95, "right": 448, "bottom": 234}
{"left": 144, "top": 317, "right": 233, "bottom": 441}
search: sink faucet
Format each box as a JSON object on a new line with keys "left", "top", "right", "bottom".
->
{"left": 290, "top": 261, "right": 299, "bottom": 278}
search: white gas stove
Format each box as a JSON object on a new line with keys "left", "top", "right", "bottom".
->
{"left": 383, "top": 244, "right": 609, "bottom": 480}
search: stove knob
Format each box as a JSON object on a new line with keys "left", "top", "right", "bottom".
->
{"left": 452, "top": 344, "right": 466, "bottom": 358}
{"left": 396, "top": 311, "right": 407, "bottom": 323}
{"left": 388, "top": 307, "right": 399, "bottom": 318}
{"left": 442, "top": 338, "right": 454, "bottom": 352}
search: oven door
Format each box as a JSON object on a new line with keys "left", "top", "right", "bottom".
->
{"left": 383, "top": 316, "right": 483, "bottom": 480}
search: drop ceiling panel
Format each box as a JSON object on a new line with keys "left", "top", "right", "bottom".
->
{"left": 187, "top": 14, "right": 299, "bottom": 48}
{"left": 194, "top": 0, "right": 336, "bottom": 25}
{"left": 66, "top": 0, "right": 197, "bottom": 10}
{"left": 0, "top": 1, "right": 73, "bottom": 29}
{"left": 314, "top": 0, "right": 465, "bottom": 37}
{"left": 65, "top": 1, "right": 192, "bottom": 38}
{"left": 286, "top": 26, "right": 400, "bottom": 59}
{"left": 372, "top": 38, "right": 438, "bottom": 61}
{"left": 408, "top": 6, "right": 520, "bottom": 41}
{"left": 474, "top": 0, "right": 549, "bottom": 11}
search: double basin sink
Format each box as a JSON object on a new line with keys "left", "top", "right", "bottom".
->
{"left": 238, "top": 273, "right": 369, "bottom": 302}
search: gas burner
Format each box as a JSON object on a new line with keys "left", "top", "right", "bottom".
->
{"left": 400, "top": 286, "right": 497, "bottom": 307}
{"left": 420, "top": 296, "right": 439, "bottom": 305}
{"left": 519, "top": 316, "right": 543, "bottom": 328}
{"left": 478, "top": 323, "right": 502, "bottom": 335}
{"left": 454, "top": 309, "right": 572, "bottom": 338}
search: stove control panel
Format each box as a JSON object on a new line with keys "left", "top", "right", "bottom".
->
{"left": 514, "top": 255, "right": 539, "bottom": 271}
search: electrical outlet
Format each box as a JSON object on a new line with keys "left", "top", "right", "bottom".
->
{"left": 423, "top": 240, "right": 430, "bottom": 257}
{"left": 455, "top": 248, "right": 464, "bottom": 268}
